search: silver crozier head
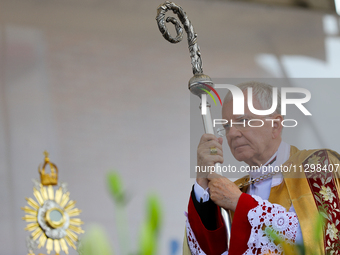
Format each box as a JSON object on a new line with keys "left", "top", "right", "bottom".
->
{"left": 188, "top": 73, "right": 213, "bottom": 98}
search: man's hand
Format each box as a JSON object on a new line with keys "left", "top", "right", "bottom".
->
{"left": 196, "top": 134, "right": 224, "bottom": 189}
{"left": 208, "top": 173, "right": 242, "bottom": 212}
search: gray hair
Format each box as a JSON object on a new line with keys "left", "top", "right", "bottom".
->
{"left": 224, "top": 81, "right": 281, "bottom": 116}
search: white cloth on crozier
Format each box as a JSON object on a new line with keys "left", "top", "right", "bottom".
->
{"left": 185, "top": 194, "right": 298, "bottom": 255}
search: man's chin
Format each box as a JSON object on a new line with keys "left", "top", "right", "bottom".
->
{"left": 232, "top": 150, "right": 251, "bottom": 162}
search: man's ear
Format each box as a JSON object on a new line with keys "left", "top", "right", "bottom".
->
{"left": 272, "top": 115, "right": 283, "bottom": 139}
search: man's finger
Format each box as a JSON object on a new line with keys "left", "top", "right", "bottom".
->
{"left": 204, "top": 140, "right": 223, "bottom": 152}
{"left": 199, "top": 133, "right": 219, "bottom": 144}
{"left": 204, "top": 147, "right": 223, "bottom": 158}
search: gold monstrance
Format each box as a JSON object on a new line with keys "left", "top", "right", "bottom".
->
{"left": 22, "top": 151, "right": 84, "bottom": 255}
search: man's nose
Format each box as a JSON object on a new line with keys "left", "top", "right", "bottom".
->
{"left": 227, "top": 125, "right": 242, "bottom": 138}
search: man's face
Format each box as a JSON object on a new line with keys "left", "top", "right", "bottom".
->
{"left": 222, "top": 93, "right": 282, "bottom": 166}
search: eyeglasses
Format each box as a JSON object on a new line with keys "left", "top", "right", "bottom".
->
{"left": 216, "top": 117, "right": 272, "bottom": 137}
{"left": 216, "top": 120, "right": 249, "bottom": 137}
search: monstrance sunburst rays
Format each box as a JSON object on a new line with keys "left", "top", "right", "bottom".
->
{"left": 22, "top": 151, "right": 84, "bottom": 255}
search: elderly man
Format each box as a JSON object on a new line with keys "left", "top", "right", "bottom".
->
{"left": 183, "top": 82, "right": 340, "bottom": 255}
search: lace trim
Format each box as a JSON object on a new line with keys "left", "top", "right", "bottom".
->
{"left": 185, "top": 218, "right": 206, "bottom": 255}
{"left": 185, "top": 214, "right": 228, "bottom": 255}
{"left": 245, "top": 195, "right": 299, "bottom": 255}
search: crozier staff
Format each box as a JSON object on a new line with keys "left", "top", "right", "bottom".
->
{"left": 155, "top": 0, "right": 233, "bottom": 244}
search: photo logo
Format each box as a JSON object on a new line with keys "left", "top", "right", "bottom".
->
{"left": 199, "top": 83, "right": 222, "bottom": 106}
{"left": 201, "top": 84, "right": 312, "bottom": 116}
{"left": 199, "top": 83, "right": 222, "bottom": 115}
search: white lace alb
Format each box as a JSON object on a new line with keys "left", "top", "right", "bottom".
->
{"left": 245, "top": 195, "right": 299, "bottom": 255}
{"left": 185, "top": 195, "right": 298, "bottom": 255}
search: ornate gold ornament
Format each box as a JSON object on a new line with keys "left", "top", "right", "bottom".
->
{"left": 22, "top": 151, "right": 84, "bottom": 255}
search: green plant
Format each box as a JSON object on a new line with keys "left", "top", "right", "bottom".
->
{"left": 81, "top": 171, "right": 162, "bottom": 255}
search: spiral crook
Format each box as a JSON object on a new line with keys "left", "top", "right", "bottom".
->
{"left": 156, "top": 1, "right": 203, "bottom": 75}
